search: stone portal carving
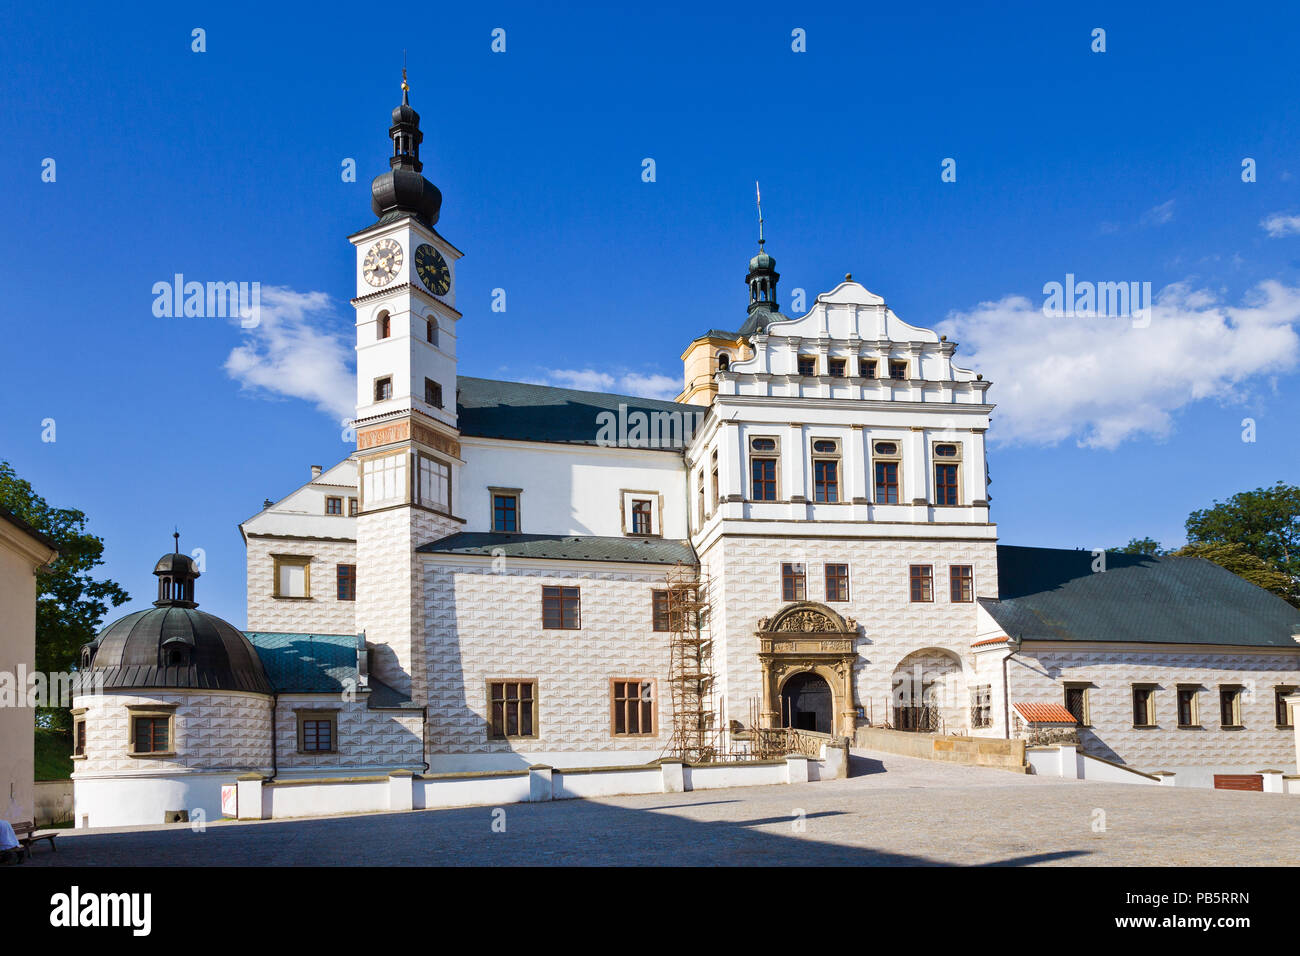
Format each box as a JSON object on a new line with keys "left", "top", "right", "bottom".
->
{"left": 756, "top": 601, "right": 860, "bottom": 738}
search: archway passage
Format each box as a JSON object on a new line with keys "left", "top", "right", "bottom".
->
{"left": 781, "top": 672, "right": 834, "bottom": 733}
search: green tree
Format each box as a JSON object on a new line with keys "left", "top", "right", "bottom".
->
{"left": 1114, "top": 537, "right": 1165, "bottom": 556}
{"left": 1171, "top": 541, "right": 1297, "bottom": 606}
{"left": 0, "top": 461, "right": 129, "bottom": 728}
{"left": 1185, "top": 482, "right": 1300, "bottom": 582}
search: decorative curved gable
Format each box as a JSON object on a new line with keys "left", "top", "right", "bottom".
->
{"left": 758, "top": 601, "right": 857, "bottom": 635}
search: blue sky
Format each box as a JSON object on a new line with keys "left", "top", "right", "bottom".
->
{"left": 3, "top": 1, "right": 1299, "bottom": 626}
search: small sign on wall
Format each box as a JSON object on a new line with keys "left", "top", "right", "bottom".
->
{"left": 221, "top": 785, "right": 237, "bottom": 817}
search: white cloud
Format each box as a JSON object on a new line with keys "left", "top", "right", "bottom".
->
{"left": 1261, "top": 212, "right": 1300, "bottom": 237}
{"left": 224, "top": 286, "right": 354, "bottom": 421}
{"left": 936, "top": 280, "right": 1300, "bottom": 449}
{"left": 543, "top": 368, "right": 681, "bottom": 401}
{"left": 1141, "top": 199, "right": 1176, "bottom": 226}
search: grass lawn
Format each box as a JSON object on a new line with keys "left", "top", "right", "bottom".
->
{"left": 35, "top": 727, "right": 72, "bottom": 780}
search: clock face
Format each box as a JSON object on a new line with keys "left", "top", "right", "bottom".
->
{"left": 363, "top": 238, "right": 403, "bottom": 287}
{"left": 414, "top": 243, "right": 451, "bottom": 296}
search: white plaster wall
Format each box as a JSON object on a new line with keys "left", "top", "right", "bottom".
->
{"left": 422, "top": 559, "right": 676, "bottom": 765}
{"left": 268, "top": 779, "right": 389, "bottom": 819}
{"left": 417, "top": 772, "right": 532, "bottom": 808}
{"left": 1010, "top": 646, "right": 1300, "bottom": 775}
{"left": 245, "top": 536, "right": 358, "bottom": 634}
{"left": 73, "top": 771, "right": 243, "bottom": 829}
{"left": 457, "top": 438, "right": 688, "bottom": 539}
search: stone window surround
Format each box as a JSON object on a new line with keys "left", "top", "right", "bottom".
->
{"left": 609, "top": 677, "right": 657, "bottom": 738}
{"left": 1131, "top": 683, "right": 1158, "bottom": 729}
{"left": 810, "top": 436, "right": 842, "bottom": 504}
{"left": 271, "top": 553, "right": 313, "bottom": 600}
{"left": 747, "top": 434, "right": 782, "bottom": 502}
{"left": 71, "top": 707, "right": 87, "bottom": 760}
{"left": 931, "top": 440, "right": 963, "bottom": 508}
{"left": 871, "top": 438, "right": 904, "bottom": 505}
{"left": 1219, "top": 684, "right": 1245, "bottom": 729}
{"left": 1063, "top": 682, "right": 1093, "bottom": 727}
{"left": 619, "top": 489, "right": 663, "bottom": 538}
{"left": 1276, "top": 685, "right": 1298, "bottom": 728}
{"left": 126, "top": 702, "right": 178, "bottom": 759}
{"left": 1176, "top": 683, "right": 1203, "bottom": 729}
{"left": 489, "top": 486, "right": 522, "bottom": 534}
{"left": 295, "top": 707, "right": 340, "bottom": 754}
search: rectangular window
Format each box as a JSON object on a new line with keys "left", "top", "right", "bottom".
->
{"left": 859, "top": 358, "right": 877, "bottom": 378}
{"left": 325, "top": 496, "right": 343, "bottom": 515}
{"left": 798, "top": 355, "right": 817, "bottom": 377}
{"left": 651, "top": 590, "right": 683, "bottom": 632}
{"left": 427, "top": 318, "right": 437, "bottom": 344}
{"left": 631, "top": 498, "right": 653, "bottom": 535}
{"left": 348, "top": 497, "right": 358, "bottom": 516}
{"left": 935, "top": 463, "right": 960, "bottom": 506}
{"left": 424, "top": 378, "right": 443, "bottom": 409}
{"left": 1177, "top": 686, "right": 1200, "bottom": 727}
{"left": 909, "top": 565, "right": 933, "bottom": 603}
{"left": 874, "top": 461, "right": 899, "bottom": 503}
{"left": 710, "top": 449, "right": 720, "bottom": 506}
{"left": 782, "top": 563, "right": 806, "bottom": 601}
{"left": 751, "top": 457, "right": 777, "bottom": 501}
{"left": 489, "top": 681, "right": 536, "bottom": 738}
{"left": 298, "top": 714, "right": 337, "bottom": 753}
{"left": 1219, "top": 686, "right": 1243, "bottom": 728}
{"left": 1064, "top": 685, "right": 1089, "bottom": 725}
{"left": 362, "top": 453, "right": 407, "bottom": 507}
{"left": 542, "top": 586, "right": 580, "bottom": 630}
{"left": 74, "top": 719, "right": 86, "bottom": 757}
{"left": 828, "top": 358, "right": 847, "bottom": 377}
{"left": 949, "top": 565, "right": 973, "bottom": 602}
{"left": 1276, "top": 687, "right": 1297, "bottom": 728}
{"left": 825, "top": 563, "right": 849, "bottom": 602}
{"left": 970, "top": 685, "right": 992, "bottom": 728}
{"left": 492, "top": 493, "right": 519, "bottom": 532}
{"left": 374, "top": 376, "right": 393, "bottom": 402}
{"left": 132, "top": 716, "right": 170, "bottom": 754}
{"left": 612, "top": 680, "right": 655, "bottom": 736}
{"left": 1132, "top": 686, "right": 1156, "bottom": 727}
{"left": 889, "top": 359, "right": 908, "bottom": 380}
{"left": 273, "top": 556, "right": 310, "bottom": 599}
{"left": 336, "top": 564, "right": 356, "bottom": 602}
{"left": 418, "top": 455, "right": 449, "bottom": 511}
{"left": 813, "top": 459, "right": 839, "bottom": 502}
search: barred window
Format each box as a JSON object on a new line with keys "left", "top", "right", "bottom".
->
{"left": 489, "top": 681, "right": 536, "bottom": 738}
{"left": 542, "top": 586, "right": 580, "bottom": 630}
{"left": 970, "top": 685, "right": 992, "bottom": 729}
{"left": 299, "top": 717, "right": 335, "bottom": 753}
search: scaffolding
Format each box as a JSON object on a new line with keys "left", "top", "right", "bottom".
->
{"left": 661, "top": 563, "right": 719, "bottom": 763}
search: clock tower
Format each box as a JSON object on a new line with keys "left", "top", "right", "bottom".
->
{"left": 349, "top": 73, "right": 463, "bottom": 704}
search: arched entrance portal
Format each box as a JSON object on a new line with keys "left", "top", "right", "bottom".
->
{"left": 890, "top": 648, "right": 967, "bottom": 733}
{"left": 781, "top": 671, "right": 834, "bottom": 733}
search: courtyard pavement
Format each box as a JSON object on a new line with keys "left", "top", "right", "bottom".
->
{"left": 30, "top": 750, "right": 1300, "bottom": 866}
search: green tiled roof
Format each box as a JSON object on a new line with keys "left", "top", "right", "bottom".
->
{"left": 982, "top": 545, "right": 1300, "bottom": 648}
{"left": 456, "top": 376, "right": 704, "bottom": 448}
{"left": 245, "top": 631, "right": 361, "bottom": 693}
{"left": 417, "top": 532, "right": 697, "bottom": 566}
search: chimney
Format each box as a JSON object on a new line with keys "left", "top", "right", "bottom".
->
{"left": 262, "top": 498, "right": 274, "bottom": 510}
{"left": 310, "top": 465, "right": 323, "bottom": 479}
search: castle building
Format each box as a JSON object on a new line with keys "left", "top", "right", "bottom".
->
{"left": 71, "top": 81, "right": 1300, "bottom": 826}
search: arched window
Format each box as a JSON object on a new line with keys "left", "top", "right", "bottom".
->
{"left": 378, "top": 311, "right": 391, "bottom": 340}
{"left": 427, "top": 318, "right": 437, "bottom": 345}
{"left": 717, "top": 352, "right": 730, "bottom": 372}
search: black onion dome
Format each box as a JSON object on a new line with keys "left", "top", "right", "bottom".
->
{"left": 79, "top": 537, "right": 272, "bottom": 695}
{"left": 84, "top": 606, "right": 272, "bottom": 695}
{"left": 370, "top": 78, "right": 442, "bottom": 227}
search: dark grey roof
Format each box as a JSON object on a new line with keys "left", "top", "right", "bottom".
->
{"left": 737, "top": 305, "right": 790, "bottom": 338}
{"left": 418, "top": 532, "right": 697, "bottom": 566}
{"left": 981, "top": 545, "right": 1300, "bottom": 648}
{"left": 456, "top": 376, "right": 703, "bottom": 449}
{"left": 87, "top": 607, "right": 273, "bottom": 694}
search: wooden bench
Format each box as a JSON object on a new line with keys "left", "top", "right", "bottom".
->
{"left": 11, "top": 820, "right": 58, "bottom": 859}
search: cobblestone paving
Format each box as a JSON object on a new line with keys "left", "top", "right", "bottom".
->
{"left": 34, "top": 751, "right": 1300, "bottom": 866}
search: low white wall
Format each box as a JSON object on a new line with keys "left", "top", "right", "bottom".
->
{"left": 266, "top": 778, "right": 390, "bottom": 819}
{"left": 553, "top": 767, "right": 664, "bottom": 800}
{"left": 684, "top": 762, "right": 786, "bottom": 790}
{"left": 1026, "top": 746, "right": 1159, "bottom": 786}
{"left": 418, "top": 772, "right": 532, "bottom": 809}
{"left": 74, "top": 771, "right": 238, "bottom": 828}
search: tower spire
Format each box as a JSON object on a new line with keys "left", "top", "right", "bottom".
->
{"left": 756, "top": 181, "right": 765, "bottom": 250}
{"left": 401, "top": 52, "right": 409, "bottom": 105}
{"left": 745, "top": 185, "right": 779, "bottom": 314}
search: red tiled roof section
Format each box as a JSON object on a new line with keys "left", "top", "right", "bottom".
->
{"left": 1013, "top": 701, "right": 1077, "bottom": 724}
{"left": 972, "top": 636, "right": 1009, "bottom": 648}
